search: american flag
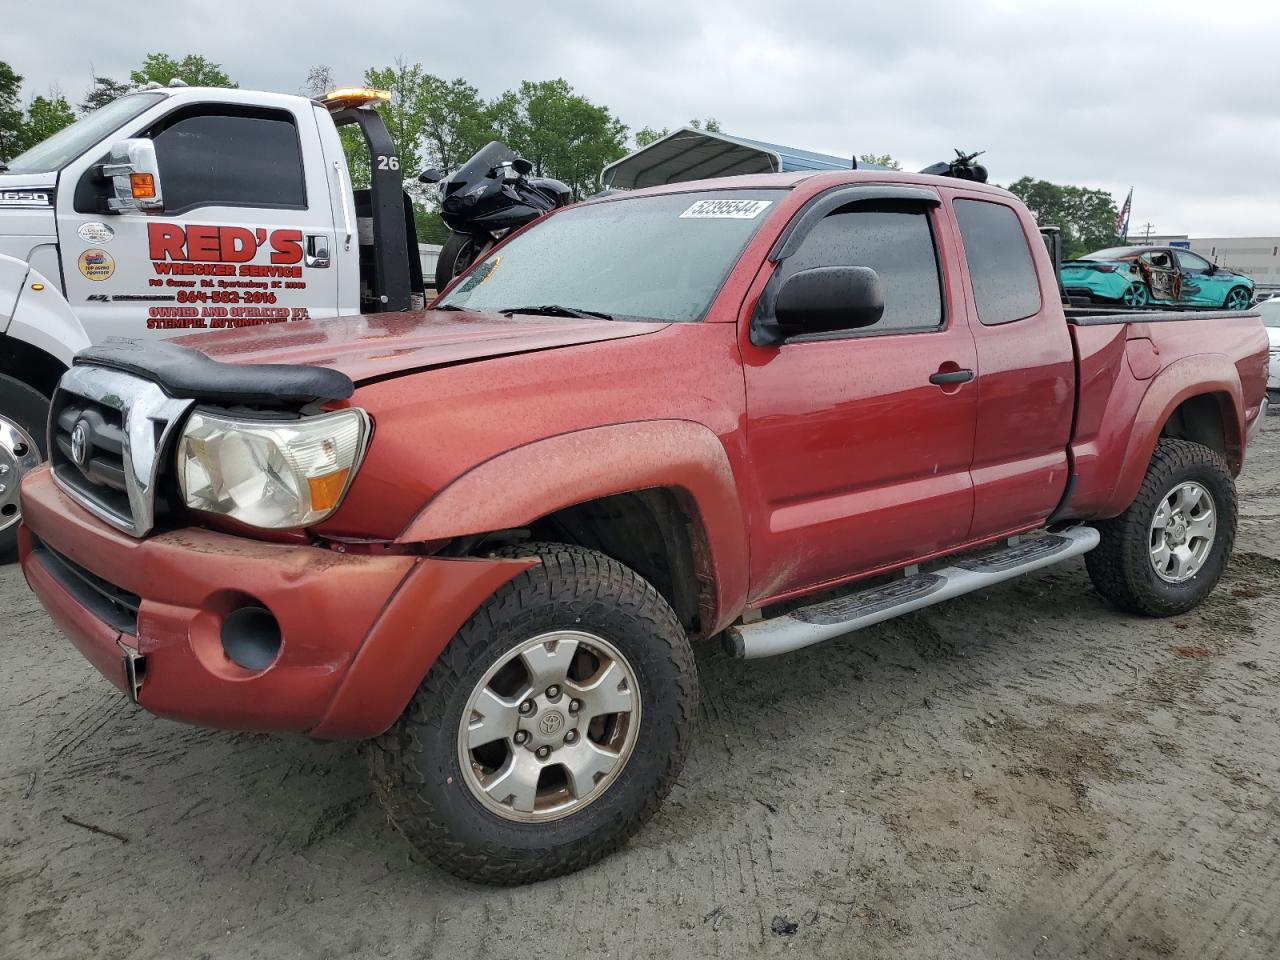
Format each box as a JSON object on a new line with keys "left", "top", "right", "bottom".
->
{"left": 1114, "top": 188, "right": 1133, "bottom": 239}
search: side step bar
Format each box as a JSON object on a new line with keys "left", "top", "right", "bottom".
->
{"left": 727, "top": 526, "right": 1100, "bottom": 660}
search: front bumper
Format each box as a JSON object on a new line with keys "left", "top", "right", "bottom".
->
{"left": 19, "top": 466, "right": 534, "bottom": 738}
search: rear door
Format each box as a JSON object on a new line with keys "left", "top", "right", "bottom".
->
{"left": 741, "top": 191, "right": 979, "bottom": 600}
{"left": 949, "top": 192, "right": 1075, "bottom": 539}
{"left": 57, "top": 101, "right": 340, "bottom": 344}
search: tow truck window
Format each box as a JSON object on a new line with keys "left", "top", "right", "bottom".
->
{"left": 775, "top": 202, "right": 943, "bottom": 332}
{"left": 954, "top": 198, "right": 1041, "bottom": 326}
{"left": 150, "top": 108, "right": 306, "bottom": 215}
{"left": 1, "top": 93, "right": 164, "bottom": 174}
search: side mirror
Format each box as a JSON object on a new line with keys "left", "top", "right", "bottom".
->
{"left": 418, "top": 167, "right": 445, "bottom": 184}
{"left": 100, "top": 139, "right": 163, "bottom": 213}
{"left": 1207, "top": 263, "right": 1218, "bottom": 275}
{"left": 512, "top": 157, "right": 533, "bottom": 176}
{"left": 756, "top": 266, "right": 884, "bottom": 344}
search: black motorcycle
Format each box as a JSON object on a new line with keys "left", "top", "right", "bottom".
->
{"left": 420, "top": 141, "right": 572, "bottom": 292}
{"left": 918, "top": 148, "right": 988, "bottom": 183}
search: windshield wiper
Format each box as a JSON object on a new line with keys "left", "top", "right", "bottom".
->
{"left": 499, "top": 304, "right": 614, "bottom": 321}
{"left": 0, "top": 164, "right": 8, "bottom": 172}
{"left": 433, "top": 303, "right": 468, "bottom": 310}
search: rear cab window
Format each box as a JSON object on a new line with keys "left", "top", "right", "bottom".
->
{"left": 953, "top": 198, "right": 1041, "bottom": 325}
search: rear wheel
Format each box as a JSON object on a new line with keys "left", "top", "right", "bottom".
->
{"left": 370, "top": 543, "right": 697, "bottom": 884}
{"left": 1121, "top": 281, "right": 1150, "bottom": 308}
{"left": 1086, "top": 439, "right": 1236, "bottom": 616}
{"left": 0, "top": 375, "right": 49, "bottom": 560}
{"left": 1224, "top": 285, "right": 1252, "bottom": 310}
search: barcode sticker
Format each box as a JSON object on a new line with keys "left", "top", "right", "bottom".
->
{"left": 679, "top": 199, "right": 773, "bottom": 219}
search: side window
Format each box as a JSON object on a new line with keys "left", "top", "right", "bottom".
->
{"left": 1174, "top": 249, "right": 1210, "bottom": 274}
{"left": 953, "top": 199, "right": 1041, "bottom": 325}
{"left": 151, "top": 109, "right": 306, "bottom": 214}
{"left": 778, "top": 202, "right": 943, "bottom": 332}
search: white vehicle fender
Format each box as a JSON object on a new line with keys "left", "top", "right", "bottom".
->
{"left": 0, "top": 252, "right": 31, "bottom": 332}
{"left": 5, "top": 264, "right": 90, "bottom": 367}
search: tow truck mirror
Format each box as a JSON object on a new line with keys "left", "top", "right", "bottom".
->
{"left": 768, "top": 266, "right": 884, "bottom": 341}
{"left": 101, "top": 138, "right": 164, "bottom": 213}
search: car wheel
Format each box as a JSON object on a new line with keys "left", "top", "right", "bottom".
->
{"left": 1121, "top": 281, "right": 1150, "bottom": 308}
{"left": 1224, "top": 286, "right": 1252, "bottom": 310}
{"left": 369, "top": 543, "right": 698, "bottom": 885}
{"left": 1085, "top": 439, "right": 1236, "bottom": 617}
{"left": 0, "top": 375, "right": 49, "bottom": 561}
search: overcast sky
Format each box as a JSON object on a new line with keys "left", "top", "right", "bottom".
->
{"left": 5, "top": 0, "right": 1278, "bottom": 236}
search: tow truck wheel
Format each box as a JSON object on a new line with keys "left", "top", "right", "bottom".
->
{"left": 1086, "top": 439, "right": 1236, "bottom": 617}
{"left": 0, "top": 375, "right": 48, "bottom": 560}
{"left": 369, "top": 542, "right": 697, "bottom": 884}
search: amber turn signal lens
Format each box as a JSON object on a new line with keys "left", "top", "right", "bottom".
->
{"left": 130, "top": 173, "right": 156, "bottom": 199}
{"left": 307, "top": 469, "right": 351, "bottom": 513}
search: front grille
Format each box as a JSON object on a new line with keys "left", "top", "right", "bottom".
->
{"left": 49, "top": 365, "right": 194, "bottom": 537}
{"left": 30, "top": 535, "right": 140, "bottom": 634}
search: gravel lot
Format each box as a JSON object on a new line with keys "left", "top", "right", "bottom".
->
{"left": 4, "top": 421, "right": 1279, "bottom": 960}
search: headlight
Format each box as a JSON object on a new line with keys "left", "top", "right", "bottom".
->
{"left": 177, "top": 408, "right": 370, "bottom": 529}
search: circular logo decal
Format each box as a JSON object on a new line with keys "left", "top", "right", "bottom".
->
{"left": 77, "top": 221, "right": 115, "bottom": 245}
{"left": 70, "top": 420, "right": 90, "bottom": 466}
{"left": 538, "top": 711, "right": 565, "bottom": 737}
{"left": 78, "top": 248, "right": 115, "bottom": 282}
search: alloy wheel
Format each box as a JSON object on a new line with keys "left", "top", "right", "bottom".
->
{"left": 1148, "top": 481, "right": 1216, "bottom": 583}
{"left": 0, "top": 414, "right": 41, "bottom": 532}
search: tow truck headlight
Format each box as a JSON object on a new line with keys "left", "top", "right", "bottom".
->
{"left": 176, "top": 409, "right": 370, "bottom": 529}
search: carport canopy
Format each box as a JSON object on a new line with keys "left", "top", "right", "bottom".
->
{"left": 601, "top": 127, "right": 863, "bottom": 190}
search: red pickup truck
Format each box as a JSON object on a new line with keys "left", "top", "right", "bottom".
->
{"left": 18, "top": 169, "right": 1269, "bottom": 885}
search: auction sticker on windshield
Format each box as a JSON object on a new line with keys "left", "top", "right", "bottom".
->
{"left": 680, "top": 199, "right": 772, "bottom": 219}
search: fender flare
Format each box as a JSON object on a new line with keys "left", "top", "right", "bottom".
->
{"left": 397, "top": 419, "right": 751, "bottom": 633}
{"left": 1100, "top": 353, "right": 1244, "bottom": 518}
{"left": 5, "top": 264, "right": 90, "bottom": 367}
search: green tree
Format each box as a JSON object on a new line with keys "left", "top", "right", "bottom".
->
{"left": 489, "top": 79, "right": 628, "bottom": 198}
{"left": 80, "top": 75, "right": 131, "bottom": 113}
{"left": 420, "top": 75, "right": 494, "bottom": 172}
{"left": 18, "top": 92, "right": 75, "bottom": 151}
{"left": 1007, "top": 177, "right": 1120, "bottom": 259}
{"left": 858, "top": 153, "right": 901, "bottom": 170}
{"left": 130, "top": 53, "right": 236, "bottom": 88}
{"left": 0, "top": 61, "right": 25, "bottom": 162}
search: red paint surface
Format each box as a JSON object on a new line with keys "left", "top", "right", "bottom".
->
{"left": 20, "top": 168, "right": 1271, "bottom": 736}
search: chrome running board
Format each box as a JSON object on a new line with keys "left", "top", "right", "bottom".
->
{"left": 727, "top": 526, "right": 1100, "bottom": 659}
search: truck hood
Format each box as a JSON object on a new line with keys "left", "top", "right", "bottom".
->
{"left": 176, "top": 309, "right": 670, "bottom": 383}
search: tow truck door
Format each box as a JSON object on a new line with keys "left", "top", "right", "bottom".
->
{"left": 57, "top": 100, "right": 341, "bottom": 343}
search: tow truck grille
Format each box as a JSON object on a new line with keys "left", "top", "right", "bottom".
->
{"left": 48, "top": 365, "right": 194, "bottom": 537}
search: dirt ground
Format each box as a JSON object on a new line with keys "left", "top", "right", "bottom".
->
{"left": 3, "top": 423, "right": 1279, "bottom": 960}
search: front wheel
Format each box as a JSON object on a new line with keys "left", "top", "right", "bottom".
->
{"left": 0, "top": 375, "right": 49, "bottom": 560}
{"left": 1121, "top": 281, "right": 1150, "bottom": 308}
{"left": 433, "top": 231, "right": 480, "bottom": 293}
{"left": 369, "top": 543, "right": 698, "bottom": 885}
{"left": 1086, "top": 438, "right": 1236, "bottom": 617}
{"left": 1224, "top": 285, "right": 1252, "bottom": 310}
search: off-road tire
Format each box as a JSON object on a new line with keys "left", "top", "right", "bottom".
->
{"left": 0, "top": 375, "right": 50, "bottom": 560}
{"left": 369, "top": 543, "right": 698, "bottom": 885}
{"left": 1086, "top": 438, "right": 1236, "bottom": 617}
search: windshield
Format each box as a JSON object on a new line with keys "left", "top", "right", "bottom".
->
{"left": 438, "top": 190, "right": 787, "bottom": 321}
{"left": 2, "top": 93, "right": 165, "bottom": 174}
{"left": 1258, "top": 298, "right": 1280, "bottom": 328}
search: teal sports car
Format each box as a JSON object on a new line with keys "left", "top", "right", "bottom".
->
{"left": 1060, "top": 245, "right": 1254, "bottom": 310}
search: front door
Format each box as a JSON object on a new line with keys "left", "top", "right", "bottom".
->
{"left": 57, "top": 101, "right": 340, "bottom": 345}
{"left": 741, "top": 195, "right": 979, "bottom": 602}
{"left": 1173, "top": 248, "right": 1221, "bottom": 306}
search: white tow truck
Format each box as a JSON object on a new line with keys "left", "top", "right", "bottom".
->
{"left": 0, "top": 84, "right": 427, "bottom": 554}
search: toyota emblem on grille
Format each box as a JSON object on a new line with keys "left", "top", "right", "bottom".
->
{"left": 70, "top": 420, "right": 90, "bottom": 466}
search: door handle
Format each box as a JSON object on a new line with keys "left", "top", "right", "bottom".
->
{"left": 305, "top": 234, "right": 331, "bottom": 268}
{"left": 929, "top": 368, "right": 974, "bottom": 385}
